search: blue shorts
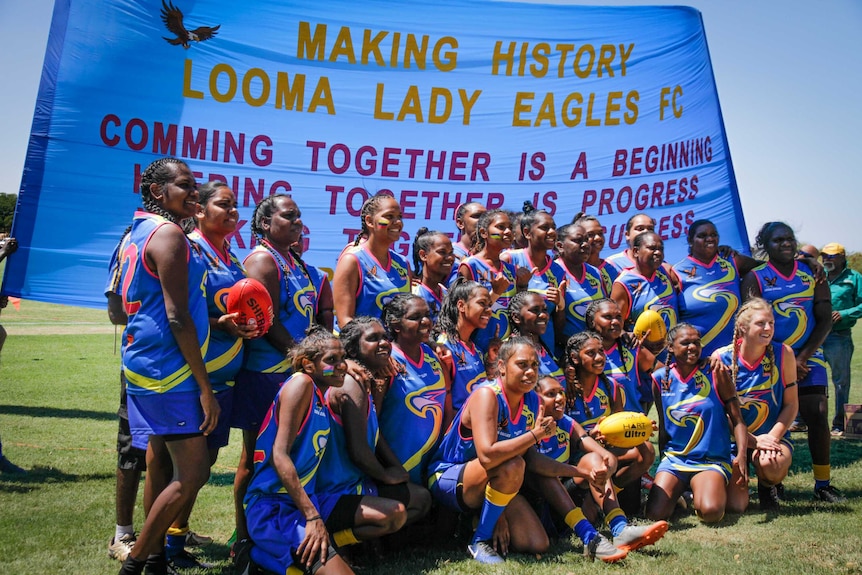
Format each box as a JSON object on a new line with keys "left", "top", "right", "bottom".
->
{"left": 797, "top": 349, "right": 827, "bottom": 388}
{"left": 127, "top": 390, "right": 204, "bottom": 450}
{"left": 206, "top": 388, "right": 235, "bottom": 451}
{"left": 246, "top": 494, "right": 335, "bottom": 574}
{"left": 656, "top": 453, "right": 732, "bottom": 485}
{"left": 230, "top": 370, "right": 286, "bottom": 431}
{"left": 428, "top": 463, "right": 471, "bottom": 512}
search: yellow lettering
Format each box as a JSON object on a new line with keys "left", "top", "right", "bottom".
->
{"left": 535, "top": 92, "right": 556, "bottom": 127}
{"left": 459, "top": 89, "right": 481, "bottom": 126}
{"left": 397, "top": 85, "right": 423, "bottom": 122}
{"left": 625, "top": 91, "right": 639, "bottom": 124}
{"left": 374, "top": 83, "right": 394, "bottom": 120}
{"left": 182, "top": 59, "right": 203, "bottom": 99}
{"left": 428, "top": 87, "right": 452, "bottom": 124}
{"left": 530, "top": 43, "right": 550, "bottom": 78}
{"left": 297, "top": 22, "right": 326, "bottom": 61}
{"left": 242, "top": 68, "right": 270, "bottom": 107}
{"left": 404, "top": 34, "right": 428, "bottom": 69}
{"left": 330, "top": 27, "right": 356, "bottom": 64}
{"left": 308, "top": 77, "right": 335, "bottom": 114}
{"left": 432, "top": 36, "right": 458, "bottom": 72}
{"left": 604, "top": 90, "right": 621, "bottom": 125}
{"left": 573, "top": 45, "right": 595, "bottom": 79}
{"left": 597, "top": 44, "right": 615, "bottom": 77}
{"left": 361, "top": 29, "right": 387, "bottom": 66}
{"left": 275, "top": 72, "right": 305, "bottom": 110}
{"left": 619, "top": 43, "right": 634, "bottom": 76}
{"left": 210, "top": 63, "right": 236, "bottom": 103}
{"left": 512, "top": 92, "right": 533, "bottom": 127}
{"left": 492, "top": 41, "right": 516, "bottom": 76}
{"left": 562, "top": 92, "right": 582, "bottom": 127}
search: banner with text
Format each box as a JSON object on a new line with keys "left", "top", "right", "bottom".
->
{"left": 7, "top": 0, "right": 748, "bottom": 308}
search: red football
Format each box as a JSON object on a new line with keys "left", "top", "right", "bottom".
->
{"left": 226, "top": 278, "right": 274, "bottom": 336}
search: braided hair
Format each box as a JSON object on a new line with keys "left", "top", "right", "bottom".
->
{"left": 412, "top": 227, "right": 448, "bottom": 276}
{"left": 562, "top": 330, "right": 608, "bottom": 412}
{"left": 291, "top": 324, "right": 341, "bottom": 367}
{"left": 381, "top": 293, "right": 422, "bottom": 341}
{"left": 661, "top": 322, "right": 701, "bottom": 392}
{"left": 730, "top": 297, "right": 776, "bottom": 399}
{"left": 139, "top": 157, "right": 191, "bottom": 224}
{"left": 471, "top": 209, "right": 509, "bottom": 255}
{"left": 436, "top": 277, "right": 485, "bottom": 343}
{"left": 354, "top": 193, "right": 393, "bottom": 246}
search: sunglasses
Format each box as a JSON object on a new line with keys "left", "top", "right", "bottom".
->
{"left": 821, "top": 253, "right": 841, "bottom": 260}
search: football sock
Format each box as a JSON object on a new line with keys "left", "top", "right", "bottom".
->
{"left": 565, "top": 508, "right": 597, "bottom": 545}
{"left": 472, "top": 485, "right": 516, "bottom": 543}
{"left": 606, "top": 508, "right": 628, "bottom": 538}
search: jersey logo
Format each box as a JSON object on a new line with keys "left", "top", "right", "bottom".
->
{"left": 764, "top": 276, "right": 777, "bottom": 288}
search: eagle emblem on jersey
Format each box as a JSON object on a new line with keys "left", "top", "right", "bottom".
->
{"left": 161, "top": 0, "right": 220, "bottom": 49}
{"left": 764, "top": 276, "right": 778, "bottom": 288}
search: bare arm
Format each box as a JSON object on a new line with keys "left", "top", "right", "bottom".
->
{"left": 107, "top": 292, "right": 128, "bottom": 326}
{"left": 797, "top": 280, "right": 833, "bottom": 363}
{"left": 610, "top": 282, "right": 632, "bottom": 323}
{"left": 332, "top": 253, "right": 360, "bottom": 328}
{"left": 245, "top": 250, "right": 295, "bottom": 353}
{"left": 315, "top": 278, "right": 335, "bottom": 331}
{"left": 715, "top": 365, "right": 748, "bottom": 485}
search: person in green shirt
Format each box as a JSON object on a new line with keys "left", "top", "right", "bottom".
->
{"left": 821, "top": 243, "right": 862, "bottom": 435}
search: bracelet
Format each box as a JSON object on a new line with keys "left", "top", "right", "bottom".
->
{"left": 305, "top": 515, "right": 322, "bottom": 523}
{"left": 580, "top": 433, "right": 590, "bottom": 439}
{"left": 529, "top": 429, "right": 540, "bottom": 446}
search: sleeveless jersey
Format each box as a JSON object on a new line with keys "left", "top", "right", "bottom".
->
{"left": 429, "top": 382, "right": 540, "bottom": 474}
{"left": 555, "top": 258, "right": 611, "bottom": 341}
{"left": 317, "top": 385, "right": 379, "bottom": 496}
{"left": 750, "top": 261, "right": 816, "bottom": 352}
{"left": 379, "top": 343, "right": 447, "bottom": 484}
{"left": 449, "top": 240, "right": 472, "bottom": 285}
{"left": 189, "top": 231, "right": 246, "bottom": 391}
{"left": 597, "top": 259, "right": 620, "bottom": 285}
{"left": 121, "top": 211, "right": 210, "bottom": 395}
{"left": 245, "top": 378, "right": 330, "bottom": 506}
{"left": 244, "top": 242, "right": 318, "bottom": 373}
{"left": 537, "top": 345, "right": 564, "bottom": 385}
{"left": 605, "top": 250, "right": 636, "bottom": 275}
{"left": 652, "top": 365, "right": 731, "bottom": 463}
{"left": 343, "top": 246, "right": 410, "bottom": 324}
{"left": 565, "top": 376, "right": 618, "bottom": 432}
{"left": 604, "top": 342, "right": 643, "bottom": 413}
{"left": 717, "top": 343, "right": 789, "bottom": 438}
{"left": 460, "top": 256, "right": 517, "bottom": 351}
{"left": 614, "top": 267, "right": 679, "bottom": 331}
{"left": 507, "top": 249, "right": 566, "bottom": 354}
{"left": 438, "top": 333, "right": 488, "bottom": 412}
{"left": 674, "top": 255, "right": 741, "bottom": 356}
{"left": 412, "top": 282, "right": 446, "bottom": 325}
{"left": 536, "top": 414, "right": 577, "bottom": 464}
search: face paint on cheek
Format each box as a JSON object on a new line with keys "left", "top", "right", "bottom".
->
{"left": 488, "top": 234, "right": 503, "bottom": 240}
{"left": 321, "top": 363, "right": 336, "bottom": 377}
{"left": 377, "top": 218, "right": 391, "bottom": 228}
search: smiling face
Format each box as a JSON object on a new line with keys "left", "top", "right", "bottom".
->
{"left": 457, "top": 203, "right": 485, "bottom": 242}
{"left": 311, "top": 340, "right": 348, "bottom": 387}
{"left": 689, "top": 222, "right": 719, "bottom": 261}
{"left": 421, "top": 234, "right": 455, "bottom": 279}
{"left": 367, "top": 197, "right": 404, "bottom": 244}
{"left": 741, "top": 309, "right": 774, "bottom": 348}
{"left": 394, "top": 298, "right": 433, "bottom": 345}
{"left": 356, "top": 321, "right": 392, "bottom": 371}
{"left": 458, "top": 287, "right": 492, "bottom": 330}
{"left": 152, "top": 162, "right": 198, "bottom": 220}
{"left": 498, "top": 343, "right": 540, "bottom": 395}
{"left": 669, "top": 326, "right": 702, "bottom": 368}
{"left": 513, "top": 292, "right": 549, "bottom": 337}
{"left": 482, "top": 213, "right": 514, "bottom": 250}
{"left": 196, "top": 185, "right": 238, "bottom": 238}
{"left": 537, "top": 376, "right": 565, "bottom": 421}
{"left": 525, "top": 212, "right": 557, "bottom": 252}
{"left": 570, "top": 336, "right": 606, "bottom": 377}
{"left": 557, "top": 224, "right": 591, "bottom": 265}
{"left": 626, "top": 215, "right": 655, "bottom": 245}
{"left": 580, "top": 219, "right": 606, "bottom": 259}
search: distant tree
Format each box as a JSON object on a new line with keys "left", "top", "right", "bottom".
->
{"left": 0, "top": 194, "right": 16, "bottom": 234}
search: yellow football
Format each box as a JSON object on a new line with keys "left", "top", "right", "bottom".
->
{"left": 597, "top": 411, "right": 654, "bottom": 448}
{"left": 633, "top": 309, "right": 668, "bottom": 343}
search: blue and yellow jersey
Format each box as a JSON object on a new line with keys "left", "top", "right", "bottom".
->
{"left": 438, "top": 333, "right": 488, "bottom": 412}
{"left": 245, "top": 377, "right": 330, "bottom": 507}
{"left": 605, "top": 250, "right": 636, "bottom": 276}
{"left": 507, "top": 249, "right": 566, "bottom": 354}
{"left": 106, "top": 231, "right": 130, "bottom": 358}
{"left": 537, "top": 345, "right": 564, "bottom": 385}
{"left": 429, "top": 382, "right": 539, "bottom": 478}
{"left": 189, "top": 231, "right": 246, "bottom": 392}
{"left": 565, "top": 376, "right": 618, "bottom": 432}
{"left": 244, "top": 243, "right": 318, "bottom": 373}
{"left": 750, "top": 261, "right": 816, "bottom": 352}
{"left": 412, "top": 282, "right": 446, "bottom": 325}
{"left": 604, "top": 342, "right": 643, "bottom": 413}
{"left": 449, "top": 240, "right": 472, "bottom": 285}
{"left": 598, "top": 259, "right": 620, "bottom": 285}
{"left": 555, "top": 258, "right": 611, "bottom": 341}
{"left": 121, "top": 211, "right": 210, "bottom": 396}
{"left": 674, "top": 255, "right": 740, "bottom": 357}
{"left": 716, "top": 342, "right": 789, "bottom": 438}
{"left": 461, "top": 256, "right": 517, "bottom": 351}
{"left": 317, "top": 385, "right": 379, "bottom": 496}
{"left": 379, "top": 343, "right": 447, "bottom": 484}
{"left": 342, "top": 246, "right": 410, "bottom": 325}
{"left": 614, "top": 267, "right": 679, "bottom": 331}
{"left": 652, "top": 365, "right": 731, "bottom": 463}
{"left": 536, "top": 414, "right": 577, "bottom": 464}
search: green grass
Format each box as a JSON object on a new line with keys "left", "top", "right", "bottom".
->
{"left": 1, "top": 301, "right": 861, "bottom": 574}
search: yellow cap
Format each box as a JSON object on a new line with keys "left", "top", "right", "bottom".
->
{"left": 821, "top": 242, "right": 845, "bottom": 256}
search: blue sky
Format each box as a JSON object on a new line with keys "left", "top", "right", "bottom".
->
{"left": 1, "top": 0, "right": 859, "bottom": 251}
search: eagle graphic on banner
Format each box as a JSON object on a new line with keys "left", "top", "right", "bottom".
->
{"left": 160, "top": 0, "right": 220, "bottom": 49}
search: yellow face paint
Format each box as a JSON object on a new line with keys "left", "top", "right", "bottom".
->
{"left": 377, "top": 217, "right": 391, "bottom": 227}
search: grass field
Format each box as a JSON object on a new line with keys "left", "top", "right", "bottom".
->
{"left": 1, "top": 300, "right": 861, "bottom": 574}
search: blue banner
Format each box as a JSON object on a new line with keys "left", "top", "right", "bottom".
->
{"left": 6, "top": 0, "right": 747, "bottom": 308}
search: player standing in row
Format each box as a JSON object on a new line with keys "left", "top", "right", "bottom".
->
{"left": 333, "top": 195, "right": 411, "bottom": 329}
{"left": 411, "top": 228, "right": 454, "bottom": 324}
{"left": 741, "top": 222, "right": 844, "bottom": 502}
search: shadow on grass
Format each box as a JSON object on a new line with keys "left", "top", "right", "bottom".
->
{"left": 0, "top": 404, "right": 116, "bottom": 421}
{"left": 0, "top": 465, "right": 113, "bottom": 493}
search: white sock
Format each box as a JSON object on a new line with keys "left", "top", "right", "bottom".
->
{"left": 115, "top": 524, "right": 134, "bottom": 541}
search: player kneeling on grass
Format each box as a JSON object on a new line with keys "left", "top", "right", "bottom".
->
{"left": 240, "top": 328, "right": 407, "bottom": 575}
{"left": 530, "top": 376, "right": 668, "bottom": 553}
{"left": 646, "top": 324, "right": 749, "bottom": 523}
{"left": 428, "top": 337, "right": 625, "bottom": 564}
